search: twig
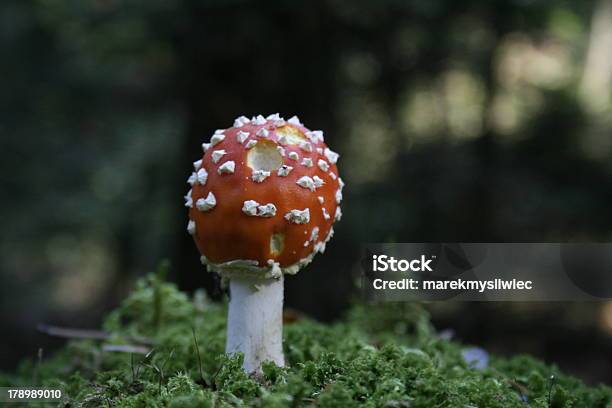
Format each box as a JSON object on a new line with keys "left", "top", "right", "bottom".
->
{"left": 102, "top": 344, "right": 151, "bottom": 354}
{"left": 37, "top": 324, "right": 156, "bottom": 345}
{"left": 37, "top": 325, "right": 110, "bottom": 340}
{"left": 192, "top": 327, "right": 207, "bottom": 387}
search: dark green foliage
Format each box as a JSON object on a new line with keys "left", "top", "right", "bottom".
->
{"left": 3, "top": 274, "right": 610, "bottom": 407}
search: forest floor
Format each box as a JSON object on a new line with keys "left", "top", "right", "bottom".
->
{"left": 2, "top": 272, "right": 611, "bottom": 407}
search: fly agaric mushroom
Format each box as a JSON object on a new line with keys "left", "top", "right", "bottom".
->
{"left": 185, "top": 114, "right": 343, "bottom": 373}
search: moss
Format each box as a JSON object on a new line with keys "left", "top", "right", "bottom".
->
{"left": 3, "top": 273, "right": 611, "bottom": 407}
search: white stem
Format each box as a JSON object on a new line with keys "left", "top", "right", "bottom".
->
{"left": 226, "top": 275, "right": 285, "bottom": 373}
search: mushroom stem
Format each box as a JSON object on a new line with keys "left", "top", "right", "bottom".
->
{"left": 226, "top": 275, "right": 285, "bottom": 373}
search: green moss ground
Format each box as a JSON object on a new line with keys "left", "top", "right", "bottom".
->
{"left": 2, "top": 273, "right": 611, "bottom": 407}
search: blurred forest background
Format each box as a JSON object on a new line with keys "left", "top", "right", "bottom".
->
{"left": 1, "top": 0, "right": 611, "bottom": 384}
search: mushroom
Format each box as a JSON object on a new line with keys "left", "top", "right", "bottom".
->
{"left": 185, "top": 114, "right": 343, "bottom": 373}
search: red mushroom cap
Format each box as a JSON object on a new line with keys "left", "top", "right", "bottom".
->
{"left": 185, "top": 114, "right": 343, "bottom": 278}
